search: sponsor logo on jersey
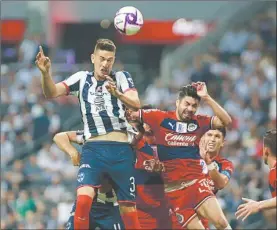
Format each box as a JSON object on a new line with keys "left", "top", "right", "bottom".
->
{"left": 165, "top": 133, "right": 197, "bottom": 146}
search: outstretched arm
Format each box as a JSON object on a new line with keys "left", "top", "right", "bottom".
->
{"left": 236, "top": 197, "right": 276, "bottom": 221}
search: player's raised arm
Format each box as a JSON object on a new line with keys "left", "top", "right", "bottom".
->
{"left": 105, "top": 71, "right": 140, "bottom": 110}
{"left": 35, "top": 46, "right": 66, "bottom": 98}
{"left": 53, "top": 131, "right": 83, "bottom": 166}
{"left": 192, "top": 82, "right": 232, "bottom": 128}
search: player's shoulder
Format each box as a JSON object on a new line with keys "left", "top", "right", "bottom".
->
{"left": 215, "top": 155, "right": 234, "bottom": 166}
{"left": 74, "top": 70, "right": 89, "bottom": 77}
{"left": 114, "top": 70, "right": 132, "bottom": 78}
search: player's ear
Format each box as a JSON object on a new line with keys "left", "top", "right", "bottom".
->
{"left": 176, "top": 99, "right": 179, "bottom": 108}
{"left": 91, "top": 54, "right": 95, "bottom": 64}
{"left": 221, "top": 139, "right": 225, "bottom": 148}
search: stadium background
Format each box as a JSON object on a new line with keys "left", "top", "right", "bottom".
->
{"left": 1, "top": 1, "right": 276, "bottom": 229}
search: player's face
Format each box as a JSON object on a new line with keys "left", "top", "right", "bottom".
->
{"left": 91, "top": 49, "right": 115, "bottom": 79}
{"left": 176, "top": 96, "right": 199, "bottom": 121}
{"left": 204, "top": 130, "right": 224, "bottom": 152}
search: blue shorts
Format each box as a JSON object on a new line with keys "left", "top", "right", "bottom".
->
{"left": 65, "top": 201, "right": 124, "bottom": 230}
{"left": 76, "top": 141, "right": 136, "bottom": 202}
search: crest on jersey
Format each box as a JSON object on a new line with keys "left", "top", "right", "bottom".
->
{"left": 188, "top": 123, "right": 198, "bottom": 132}
{"left": 176, "top": 212, "right": 184, "bottom": 224}
{"left": 77, "top": 172, "right": 85, "bottom": 182}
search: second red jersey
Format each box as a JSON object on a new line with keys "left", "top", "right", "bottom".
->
{"left": 140, "top": 109, "right": 214, "bottom": 183}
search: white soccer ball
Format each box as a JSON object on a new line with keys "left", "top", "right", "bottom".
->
{"left": 114, "top": 6, "right": 143, "bottom": 36}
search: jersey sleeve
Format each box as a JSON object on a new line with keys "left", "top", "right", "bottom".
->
{"left": 140, "top": 109, "right": 166, "bottom": 131}
{"left": 269, "top": 168, "right": 277, "bottom": 198}
{"left": 196, "top": 115, "right": 214, "bottom": 133}
{"left": 62, "top": 71, "right": 86, "bottom": 96}
{"left": 118, "top": 71, "right": 136, "bottom": 93}
{"left": 220, "top": 160, "right": 234, "bottom": 180}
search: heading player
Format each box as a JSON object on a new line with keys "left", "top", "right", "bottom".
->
{"left": 53, "top": 131, "right": 124, "bottom": 230}
{"left": 236, "top": 129, "right": 276, "bottom": 221}
{"left": 198, "top": 128, "right": 234, "bottom": 229}
{"left": 128, "top": 82, "right": 232, "bottom": 229}
{"left": 36, "top": 39, "right": 141, "bottom": 229}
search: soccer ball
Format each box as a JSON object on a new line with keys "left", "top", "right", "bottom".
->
{"left": 114, "top": 6, "right": 143, "bottom": 36}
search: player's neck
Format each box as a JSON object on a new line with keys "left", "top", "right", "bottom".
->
{"left": 208, "top": 150, "right": 219, "bottom": 158}
{"left": 94, "top": 73, "right": 106, "bottom": 81}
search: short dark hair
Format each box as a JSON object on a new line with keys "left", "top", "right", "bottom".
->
{"left": 214, "top": 127, "right": 227, "bottom": 138}
{"left": 141, "top": 104, "right": 154, "bottom": 110}
{"left": 264, "top": 129, "right": 277, "bottom": 156}
{"left": 178, "top": 84, "right": 201, "bottom": 101}
{"left": 94, "top": 39, "right": 116, "bottom": 52}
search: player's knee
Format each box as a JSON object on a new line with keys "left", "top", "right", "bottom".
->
{"left": 118, "top": 202, "right": 136, "bottom": 214}
{"left": 213, "top": 216, "right": 229, "bottom": 229}
{"left": 77, "top": 186, "right": 96, "bottom": 198}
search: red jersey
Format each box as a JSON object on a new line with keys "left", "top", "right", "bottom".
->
{"left": 134, "top": 137, "right": 165, "bottom": 208}
{"left": 206, "top": 155, "right": 234, "bottom": 194}
{"left": 269, "top": 162, "right": 276, "bottom": 198}
{"left": 201, "top": 155, "right": 234, "bottom": 229}
{"left": 140, "top": 109, "right": 214, "bottom": 183}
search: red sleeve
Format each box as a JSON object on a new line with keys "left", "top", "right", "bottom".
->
{"left": 269, "top": 167, "right": 277, "bottom": 198}
{"left": 140, "top": 109, "right": 166, "bottom": 131}
{"left": 220, "top": 159, "right": 234, "bottom": 180}
{"left": 196, "top": 115, "right": 214, "bottom": 133}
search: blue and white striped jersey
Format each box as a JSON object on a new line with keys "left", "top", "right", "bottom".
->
{"left": 62, "top": 71, "right": 136, "bottom": 140}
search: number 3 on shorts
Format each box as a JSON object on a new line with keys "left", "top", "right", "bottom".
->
{"left": 129, "top": 176, "right": 136, "bottom": 196}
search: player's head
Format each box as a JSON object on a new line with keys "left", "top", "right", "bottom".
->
{"left": 176, "top": 84, "right": 201, "bottom": 121}
{"left": 91, "top": 39, "right": 116, "bottom": 79}
{"left": 204, "top": 128, "right": 226, "bottom": 153}
{"left": 263, "top": 129, "right": 277, "bottom": 165}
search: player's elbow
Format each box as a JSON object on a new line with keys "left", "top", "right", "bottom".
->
{"left": 224, "top": 116, "right": 232, "bottom": 126}
{"left": 43, "top": 92, "right": 58, "bottom": 99}
{"left": 53, "top": 132, "right": 65, "bottom": 144}
{"left": 215, "top": 178, "right": 229, "bottom": 190}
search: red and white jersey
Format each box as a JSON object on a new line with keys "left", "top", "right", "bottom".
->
{"left": 205, "top": 155, "right": 234, "bottom": 194}
{"left": 140, "top": 109, "right": 214, "bottom": 183}
{"left": 269, "top": 162, "right": 276, "bottom": 198}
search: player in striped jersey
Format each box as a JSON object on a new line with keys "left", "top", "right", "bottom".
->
{"left": 236, "top": 129, "right": 276, "bottom": 221}
{"left": 36, "top": 39, "right": 141, "bottom": 229}
{"left": 53, "top": 130, "right": 124, "bottom": 230}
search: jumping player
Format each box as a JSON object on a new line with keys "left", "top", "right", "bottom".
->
{"left": 53, "top": 131, "right": 124, "bottom": 230}
{"left": 236, "top": 129, "right": 276, "bottom": 221}
{"left": 198, "top": 128, "right": 234, "bottom": 229}
{"left": 127, "top": 106, "right": 170, "bottom": 229}
{"left": 129, "top": 83, "right": 232, "bottom": 229}
{"left": 36, "top": 39, "right": 141, "bottom": 229}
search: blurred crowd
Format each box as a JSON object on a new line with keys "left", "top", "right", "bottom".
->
{"left": 1, "top": 7, "right": 276, "bottom": 230}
